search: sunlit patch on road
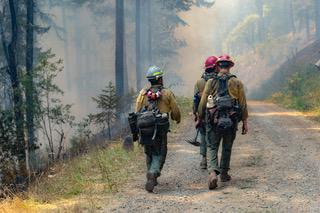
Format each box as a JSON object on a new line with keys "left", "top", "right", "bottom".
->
{"left": 250, "top": 112, "right": 309, "bottom": 117}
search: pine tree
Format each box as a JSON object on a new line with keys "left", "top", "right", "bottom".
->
{"left": 92, "top": 82, "right": 119, "bottom": 140}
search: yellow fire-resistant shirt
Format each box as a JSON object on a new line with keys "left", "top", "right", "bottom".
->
{"left": 194, "top": 78, "right": 207, "bottom": 97}
{"left": 193, "top": 73, "right": 218, "bottom": 114}
{"left": 135, "top": 85, "right": 181, "bottom": 123}
{"left": 193, "top": 78, "right": 206, "bottom": 114}
{"left": 198, "top": 73, "right": 249, "bottom": 121}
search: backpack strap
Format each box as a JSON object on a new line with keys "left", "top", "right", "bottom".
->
{"left": 227, "top": 74, "right": 237, "bottom": 80}
{"left": 217, "top": 74, "right": 237, "bottom": 97}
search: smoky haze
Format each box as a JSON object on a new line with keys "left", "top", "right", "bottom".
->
{"left": 40, "top": 0, "right": 316, "bottom": 116}
{"left": 1, "top": 0, "right": 319, "bottom": 191}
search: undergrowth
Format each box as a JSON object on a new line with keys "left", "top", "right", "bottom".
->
{"left": 270, "top": 63, "right": 320, "bottom": 120}
{"left": 171, "top": 97, "right": 192, "bottom": 131}
{"left": 0, "top": 143, "right": 144, "bottom": 212}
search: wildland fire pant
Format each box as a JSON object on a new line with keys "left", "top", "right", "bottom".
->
{"left": 144, "top": 134, "right": 168, "bottom": 176}
{"left": 206, "top": 122, "right": 237, "bottom": 175}
{"left": 199, "top": 125, "right": 207, "bottom": 157}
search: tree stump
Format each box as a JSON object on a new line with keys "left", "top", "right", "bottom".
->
{"left": 123, "top": 135, "right": 134, "bottom": 152}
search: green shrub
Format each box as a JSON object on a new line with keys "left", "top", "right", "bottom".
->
{"left": 271, "top": 63, "right": 320, "bottom": 116}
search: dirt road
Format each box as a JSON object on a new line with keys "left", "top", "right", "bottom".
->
{"left": 104, "top": 101, "right": 320, "bottom": 212}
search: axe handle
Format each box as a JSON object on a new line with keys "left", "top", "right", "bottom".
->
{"left": 195, "top": 129, "right": 200, "bottom": 141}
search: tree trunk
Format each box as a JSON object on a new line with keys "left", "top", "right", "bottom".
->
{"left": 147, "top": 0, "right": 152, "bottom": 65}
{"left": 56, "top": 131, "right": 64, "bottom": 160}
{"left": 315, "top": 0, "right": 320, "bottom": 39}
{"left": 305, "top": 9, "right": 310, "bottom": 39}
{"left": 288, "top": 0, "right": 296, "bottom": 34}
{"left": 26, "top": 0, "right": 36, "bottom": 174}
{"left": 61, "top": 6, "right": 71, "bottom": 90}
{"left": 135, "top": 0, "right": 142, "bottom": 90}
{"left": 108, "top": 122, "right": 111, "bottom": 140}
{"left": 115, "top": 0, "right": 125, "bottom": 97}
{"left": 255, "top": 0, "right": 265, "bottom": 42}
{"left": 7, "top": 0, "right": 27, "bottom": 182}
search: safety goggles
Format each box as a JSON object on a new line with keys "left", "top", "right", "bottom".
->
{"left": 218, "top": 61, "right": 232, "bottom": 69}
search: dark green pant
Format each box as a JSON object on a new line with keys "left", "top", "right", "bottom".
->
{"left": 144, "top": 134, "right": 168, "bottom": 176}
{"left": 199, "top": 125, "right": 207, "bottom": 157}
{"left": 206, "top": 123, "right": 237, "bottom": 175}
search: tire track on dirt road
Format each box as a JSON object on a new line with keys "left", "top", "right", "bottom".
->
{"left": 103, "top": 101, "right": 320, "bottom": 212}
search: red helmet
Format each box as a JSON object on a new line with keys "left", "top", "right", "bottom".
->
{"left": 217, "top": 54, "right": 235, "bottom": 67}
{"left": 204, "top": 56, "right": 218, "bottom": 69}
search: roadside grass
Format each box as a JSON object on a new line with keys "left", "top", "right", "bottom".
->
{"left": 0, "top": 142, "right": 144, "bottom": 212}
{"left": 171, "top": 97, "right": 193, "bottom": 131}
{"left": 269, "top": 63, "right": 320, "bottom": 121}
{"left": 308, "top": 108, "right": 320, "bottom": 122}
{"left": 270, "top": 92, "right": 320, "bottom": 122}
{"left": 0, "top": 97, "right": 191, "bottom": 212}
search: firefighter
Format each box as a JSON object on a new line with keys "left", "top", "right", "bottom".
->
{"left": 193, "top": 56, "right": 218, "bottom": 169}
{"left": 198, "top": 55, "right": 249, "bottom": 190}
{"left": 135, "top": 66, "right": 181, "bottom": 192}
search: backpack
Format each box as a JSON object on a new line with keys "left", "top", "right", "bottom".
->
{"left": 209, "top": 75, "right": 241, "bottom": 134}
{"left": 137, "top": 87, "right": 169, "bottom": 145}
{"left": 193, "top": 72, "right": 217, "bottom": 113}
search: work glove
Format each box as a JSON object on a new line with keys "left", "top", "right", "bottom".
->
{"left": 242, "top": 120, "right": 248, "bottom": 135}
{"left": 195, "top": 119, "right": 202, "bottom": 129}
{"left": 133, "top": 134, "right": 139, "bottom": 142}
{"left": 194, "top": 113, "right": 199, "bottom": 122}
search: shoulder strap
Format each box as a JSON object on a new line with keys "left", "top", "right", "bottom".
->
{"left": 217, "top": 74, "right": 236, "bottom": 97}
{"left": 210, "top": 76, "right": 218, "bottom": 88}
{"left": 227, "top": 74, "right": 237, "bottom": 80}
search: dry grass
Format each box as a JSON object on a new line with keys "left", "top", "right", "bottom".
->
{"left": 0, "top": 143, "right": 144, "bottom": 212}
{"left": 171, "top": 97, "right": 193, "bottom": 131}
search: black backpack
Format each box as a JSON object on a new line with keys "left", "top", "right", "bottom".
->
{"left": 137, "top": 88, "right": 169, "bottom": 145}
{"left": 212, "top": 75, "right": 241, "bottom": 134}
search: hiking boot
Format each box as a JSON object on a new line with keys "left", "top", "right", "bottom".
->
{"left": 154, "top": 172, "right": 161, "bottom": 186}
{"left": 208, "top": 172, "right": 218, "bottom": 190}
{"left": 200, "top": 157, "right": 207, "bottom": 170}
{"left": 145, "top": 173, "right": 157, "bottom": 192}
{"left": 220, "top": 170, "right": 232, "bottom": 182}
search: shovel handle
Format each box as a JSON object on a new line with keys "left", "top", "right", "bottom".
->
{"left": 195, "top": 129, "right": 200, "bottom": 141}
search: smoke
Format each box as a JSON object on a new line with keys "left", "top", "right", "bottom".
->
{"left": 174, "top": 0, "right": 239, "bottom": 96}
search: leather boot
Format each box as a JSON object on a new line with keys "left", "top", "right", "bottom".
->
{"left": 200, "top": 156, "right": 207, "bottom": 170}
{"left": 208, "top": 172, "right": 218, "bottom": 190}
{"left": 145, "top": 173, "right": 157, "bottom": 192}
{"left": 220, "top": 170, "right": 232, "bottom": 182}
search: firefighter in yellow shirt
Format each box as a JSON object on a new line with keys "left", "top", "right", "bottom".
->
{"left": 135, "top": 66, "right": 181, "bottom": 192}
{"left": 193, "top": 56, "right": 218, "bottom": 169}
{"left": 198, "top": 55, "right": 249, "bottom": 190}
